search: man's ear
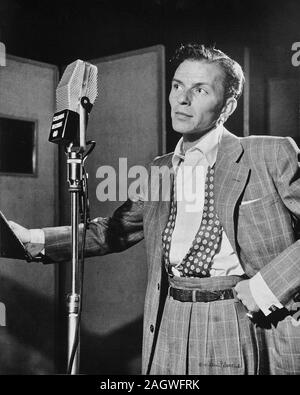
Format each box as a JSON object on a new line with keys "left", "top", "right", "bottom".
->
{"left": 220, "top": 97, "right": 237, "bottom": 123}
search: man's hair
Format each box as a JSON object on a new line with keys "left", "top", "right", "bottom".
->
{"left": 171, "top": 43, "right": 245, "bottom": 101}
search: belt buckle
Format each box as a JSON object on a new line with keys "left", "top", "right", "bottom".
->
{"left": 219, "top": 290, "right": 225, "bottom": 300}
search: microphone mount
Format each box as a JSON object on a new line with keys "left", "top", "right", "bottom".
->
{"left": 81, "top": 96, "right": 93, "bottom": 114}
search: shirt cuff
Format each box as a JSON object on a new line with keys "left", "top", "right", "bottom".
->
{"left": 249, "top": 272, "right": 284, "bottom": 316}
{"left": 29, "top": 229, "right": 45, "bottom": 245}
{"left": 29, "top": 228, "right": 45, "bottom": 255}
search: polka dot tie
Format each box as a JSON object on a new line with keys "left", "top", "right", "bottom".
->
{"left": 162, "top": 166, "right": 222, "bottom": 278}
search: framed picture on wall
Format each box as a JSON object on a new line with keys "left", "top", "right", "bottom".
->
{"left": 0, "top": 114, "right": 38, "bottom": 176}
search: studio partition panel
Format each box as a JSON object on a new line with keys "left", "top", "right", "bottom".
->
{"left": 58, "top": 45, "right": 166, "bottom": 374}
{"left": 268, "top": 79, "right": 300, "bottom": 139}
{"left": 0, "top": 56, "right": 59, "bottom": 373}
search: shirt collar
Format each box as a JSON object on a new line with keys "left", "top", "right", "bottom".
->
{"left": 172, "top": 124, "right": 224, "bottom": 169}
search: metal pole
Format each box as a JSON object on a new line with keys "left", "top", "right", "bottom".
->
{"left": 65, "top": 96, "right": 90, "bottom": 374}
{"left": 66, "top": 150, "right": 83, "bottom": 374}
{"left": 71, "top": 191, "right": 79, "bottom": 295}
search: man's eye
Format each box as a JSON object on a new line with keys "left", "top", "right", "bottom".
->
{"left": 172, "top": 82, "right": 181, "bottom": 91}
{"left": 194, "top": 87, "right": 207, "bottom": 95}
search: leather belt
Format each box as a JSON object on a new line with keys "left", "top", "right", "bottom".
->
{"left": 169, "top": 287, "right": 236, "bottom": 303}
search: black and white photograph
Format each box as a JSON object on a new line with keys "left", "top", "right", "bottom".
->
{"left": 0, "top": 0, "right": 300, "bottom": 379}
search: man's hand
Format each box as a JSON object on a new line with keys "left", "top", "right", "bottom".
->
{"left": 8, "top": 221, "right": 31, "bottom": 245}
{"left": 234, "top": 280, "right": 260, "bottom": 313}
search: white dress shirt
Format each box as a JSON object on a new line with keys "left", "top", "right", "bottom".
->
{"left": 170, "top": 125, "right": 244, "bottom": 277}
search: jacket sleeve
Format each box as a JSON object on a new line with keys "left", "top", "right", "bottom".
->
{"left": 42, "top": 198, "right": 144, "bottom": 263}
{"left": 259, "top": 137, "right": 300, "bottom": 305}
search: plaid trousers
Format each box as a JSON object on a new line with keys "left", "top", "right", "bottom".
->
{"left": 149, "top": 275, "right": 268, "bottom": 375}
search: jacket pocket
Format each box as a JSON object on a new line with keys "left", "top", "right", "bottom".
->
{"left": 239, "top": 192, "right": 280, "bottom": 214}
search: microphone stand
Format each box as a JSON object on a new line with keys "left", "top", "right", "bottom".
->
{"left": 66, "top": 147, "right": 82, "bottom": 375}
{"left": 66, "top": 97, "right": 90, "bottom": 375}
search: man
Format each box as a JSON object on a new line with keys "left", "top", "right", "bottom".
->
{"left": 10, "top": 43, "right": 300, "bottom": 375}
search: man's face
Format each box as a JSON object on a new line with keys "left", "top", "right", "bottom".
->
{"left": 169, "top": 59, "right": 226, "bottom": 136}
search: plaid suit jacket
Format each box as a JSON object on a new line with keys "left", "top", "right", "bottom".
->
{"left": 43, "top": 129, "right": 300, "bottom": 373}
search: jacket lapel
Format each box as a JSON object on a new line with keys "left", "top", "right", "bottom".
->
{"left": 214, "top": 129, "right": 250, "bottom": 254}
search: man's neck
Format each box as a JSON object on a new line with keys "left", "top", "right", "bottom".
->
{"left": 182, "top": 126, "right": 218, "bottom": 153}
{"left": 182, "top": 136, "right": 202, "bottom": 152}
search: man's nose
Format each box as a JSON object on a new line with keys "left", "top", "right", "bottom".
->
{"left": 177, "top": 89, "right": 191, "bottom": 105}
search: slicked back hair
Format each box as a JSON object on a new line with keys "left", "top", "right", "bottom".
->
{"left": 171, "top": 43, "right": 245, "bottom": 102}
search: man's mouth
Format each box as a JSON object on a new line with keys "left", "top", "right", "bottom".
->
{"left": 175, "top": 111, "right": 193, "bottom": 118}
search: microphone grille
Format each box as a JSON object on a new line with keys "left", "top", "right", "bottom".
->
{"left": 85, "top": 63, "right": 98, "bottom": 105}
{"left": 56, "top": 60, "right": 86, "bottom": 113}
